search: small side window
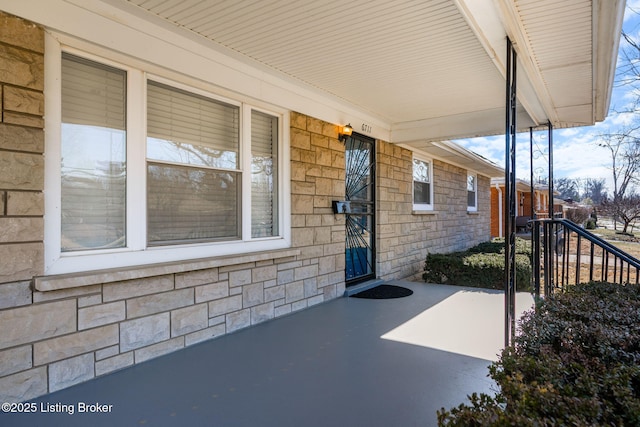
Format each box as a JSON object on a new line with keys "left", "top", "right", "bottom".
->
{"left": 467, "top": 173, "right": 477, "bottom": 211}
{"left": 413, "top": 158, "right": 433, "bottom": 210}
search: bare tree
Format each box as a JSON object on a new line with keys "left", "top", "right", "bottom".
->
{"left": 596, "top": 11, "right": 640, "bottom": 233}
{"left": 615, "top": 15, "right": 640, "bottom": 103}
{"left": 582, "top": 178, "right": 607, "bottom": 205}
{"left": 553, "top": 177, "right": 579, "bottom": 201}
{"left": 596, "top": 127, "right": 640, "bottom": 233}
{"left": 600, "top": 194, "right": 640, "bottom": 234}
{"left": 598, "top": 129, "right": 640, "bottom": 195}
{"left": 617, "top": 33, "right": 640, "bottom": 90}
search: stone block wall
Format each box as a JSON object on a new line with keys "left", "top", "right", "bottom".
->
{"left": 376, "top": 141, "right": 493, "bottom": 280}
{"left": 0, "top": 8, "right": 496, "bottom": 403}
{"left": 0, "top": 9, "right": 347, "bottom": 402}
{"left": 0, "top": 12, "right": 45, "bottom": 286}
{"left": 289, "top": 112, "right": 346, "bottom": 300}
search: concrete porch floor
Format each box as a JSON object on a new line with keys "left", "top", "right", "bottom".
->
{"left": 2, "top": 281, "right": 534, "bottom": 427}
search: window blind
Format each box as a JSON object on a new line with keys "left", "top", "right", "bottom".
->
{"left": 61, "top": 53, "right": 126, "bottom": 130}
{"left": 146, "top": 83, "right": 242, "bottom": 245}
{"left": 147, "top": 163, "right": 240, "bottom": 244}
{"left": 147, "top": 81, "right": 239, "bottom": 168}
{"left": 60, "top": 53, "right": 127, "bottom": 251}
{"left": 251, "top": 111, "right": 278, "bottom": 238}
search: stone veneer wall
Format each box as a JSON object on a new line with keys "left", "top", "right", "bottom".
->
{"left": 289, "top": 113, "right": 346, "bottom": 299}
{"left": 0, "top": 11, "right": 347, "bottom": 402}
{"left": 0, "top": 12, "right": 45, "bottom": 292}
{"left": 376, "top": 141, "right": 492, "bottom": 280}
{"left": 0, "top": 9, "right": 495, "bottom": 402}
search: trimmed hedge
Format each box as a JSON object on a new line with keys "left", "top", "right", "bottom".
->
{"left": 437, "top": 282, "right": 640, "bottom": 426}
{"left": 466, "top": 237, "right": 532, "bottom": 257}
{"left": 423, "top": 238, "right": 532, "bottom": 292}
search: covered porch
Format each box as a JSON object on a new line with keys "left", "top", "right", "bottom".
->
{"left": 3, "top": 280, "right": 534, "bottom": 427}
{"left": 0, "top": 0, "right": 626, "bottom": 408}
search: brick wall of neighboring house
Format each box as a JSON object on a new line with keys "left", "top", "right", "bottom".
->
{"left": 491, "top": 186, "right": 501, "bottom": 238}
{"left": 377, "top": 141, "right": 492, "bottom": 281}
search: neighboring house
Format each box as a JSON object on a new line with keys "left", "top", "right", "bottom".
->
{"left": 490, "top": 178, "right": 561, "bottom": 237}
{"left": 0, "top": 0, "right": 624, "bottom": 402}
{"left": 553, "top": 199, "right": 569, "bottom": 218}
{"left": 556, "top": 198, "right": 572, "bottom": 217}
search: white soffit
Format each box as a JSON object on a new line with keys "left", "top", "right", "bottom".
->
{"left": 0, "top": 0, "right": 622, "bottom": 143}
{"left": 507, "top": 0, "right": 595, "bottom": 127}
{"left": 118, "top": 0, "right": 622, "bottom": 142}
{"left": 121, "top": 0, "right": 516, "bottom": 140}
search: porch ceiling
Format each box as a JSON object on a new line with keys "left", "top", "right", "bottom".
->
{"left": 12, "top": 0, "right": 623, "bottom": 144}
{"left": 114, "top": 0, "right": 623, "bottom": 144}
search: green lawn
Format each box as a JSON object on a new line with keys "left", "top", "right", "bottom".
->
{"left": 591, "top": 227, "right": 640, "bottom": 258}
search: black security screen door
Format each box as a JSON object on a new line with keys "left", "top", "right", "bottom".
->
{"left": 344, "top": 133, "right": 375, "bottom": 285}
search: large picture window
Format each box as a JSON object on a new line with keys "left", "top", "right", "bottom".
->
{"left": 48, "top": 51, "right": 286, "bottom": 274}
{"left": 146, "top": 82, "right": 241, "bottom": 244}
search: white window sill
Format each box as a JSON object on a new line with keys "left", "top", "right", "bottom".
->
{"left": 412, "top": 210, "right": 438, "bottom": 215}
{"left": 35, "top": 248, "right": 300, "bottom": 292}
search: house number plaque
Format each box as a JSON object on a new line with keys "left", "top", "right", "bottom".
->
{"left": 361, "top": 123, "right": 372, "bottom": 133}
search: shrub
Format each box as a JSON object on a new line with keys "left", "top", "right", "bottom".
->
{"left": 565, "top": 206, "right": 591, "bottom": 225}
{"left": 423, "top": 238, "right": 532, "bottom": 291}
{"left": 465, "top": 238, "right": 531, "bottom": 257}
{"left": 437, "top": 282, "right": 640, "bottom": 426}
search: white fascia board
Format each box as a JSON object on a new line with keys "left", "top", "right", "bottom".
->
{"left": 429, "top": 142, "right": 504, "bottom": 178}
{"left": 593, "top": 0, "right": 626, "bottom": 122}
{"left": 492, "top": 0, "right": 558, "bottom": 125}
{"left": 454, "top": 0, "right": 551, "bottom": 126}
{"left": 433, "top": 140, "right": 504, "bottom": 176}
{"left": 491, "top": 177, "right": 549, "bottom": 193}
{"left": 391, "top": 104, "right": 537, "bottom": 143}
{"left": 0, "top": 0, "right": 391, "bottom": 141}
{"left": 392, "top": 108, "right": 506, "bottom": 143}
{"left": 400, "top": 141, "right": 504, "bottom": 178}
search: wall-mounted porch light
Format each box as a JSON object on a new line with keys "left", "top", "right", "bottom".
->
{"left": 338, "top": 123, "right": 353, "bottom": 142}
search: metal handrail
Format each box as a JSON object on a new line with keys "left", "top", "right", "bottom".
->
{"left": 555, "top": 219, "right": 640, "bottom": 266}
{"left": 531, "top": 218, "right": 640, "bottom": 296}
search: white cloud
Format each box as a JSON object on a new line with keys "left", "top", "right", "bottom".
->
{"left": 455, "top": 127, "right": 615, "bottom": 193}
{"left": 558, "top": 128, "right": 580, "bottom": 137}
{"left": 601, "top": 111, "right": 637, "bottom": 128}
{"left": 625, "top": 0, "right": 640, "bottom": 22}
{"left": 455, "top": 135, "right": 504, "bottom": 166}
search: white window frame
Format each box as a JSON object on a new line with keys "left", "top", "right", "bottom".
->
{"left": 467, "top": 172, "right": 478, "bottom": 212}
{"left": 44, "top": 38, "right": 290, "bottom": 275}
{"left": 412, "top": 155, "right": 434, "bottom": 211}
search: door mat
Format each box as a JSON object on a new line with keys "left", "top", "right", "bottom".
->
{"left": 350, "top": 284, "right": 413, "bottom": 299}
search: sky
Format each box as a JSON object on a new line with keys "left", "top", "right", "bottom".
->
{"left": 454, "top": 1, "right": 640, "bottom": 195}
